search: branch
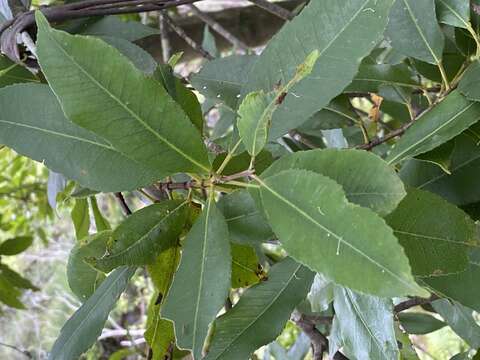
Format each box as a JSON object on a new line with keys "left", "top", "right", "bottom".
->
{"left": 0, "top": 342, "right": 32, "bottom": 359}
{"left": 356, "top": 121, "right": 414, "bottom": 151}
{"left": 248, "top": 0, "right": 294, "bottom": 20}
{"left": 115, "top": 192, "right": 132, "bottom": 216}
{"left": 394, "top": 295, "right": 439, "bottom": 313}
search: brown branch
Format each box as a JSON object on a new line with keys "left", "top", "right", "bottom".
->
{"left": 186, "top": 4, "right": 249, "bottom": 51}
{"left": 394, "top": 295, "right": 439, "bottom": 313}
{"left": 162, "top": 12, "right": 215, "bottom": 60}
{"left": 356, "top": 121, "right": 414, "bottom": 151}
{"left": 248, "top": 0, "right": 294, "bottom": 20}
{"left": 0, "top": 342, "right": 31, "bottom": 359}
{"left": 115, "top": 192, "right": 132, "bottom": 216}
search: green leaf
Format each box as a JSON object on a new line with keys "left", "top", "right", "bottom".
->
{"left": 398, "top": 312, "right": 446, "bottom": 334}
{"left": 0, "top": 263, "right": 38, "bottom": 290}
{"left": 90, "top": 201, "right": 188, "bottom": 272}
{"left": 90, "top": 196, "right": 111, "bottom": 232}
{"left": 400, "top": 131, "right": 480, "bottom": 205}
{"left": 71, "top": 198, "right": 90, "bottom": 241}
{"left": 435, "top": 0, "right": 471, "bottom": 29}
{"left": 458, "top": 61, "right": 480, "bottom": 101}
{"left": 243, "top": 0, "right": 395, "bottom": 139}
{"left": 191, "top": 55, "right": 256, "bottom": 110}
{"left": 163, "top": 198, "right": 231, "bottom": 359}
{"left": 102, "top": 36, "right": 157, "bottom": 74}
{"left": 0, "top": 84, "right": 165, "bottom": 192}
{"left": 333, "top": 287, "right": 399, "bottom": 359}
{"left": 307, "top": 273, "right": 334, "bottom": 312}
{"left": 204, "top": 258, "right": 314, "bottom": 360}
{"left": 387, "top": 91, "right": 480, "bottom": 165}
{"left": 231, "top": 243, "right": 266, "bottom": 289}
{"left": 49, "top": 266, "right": 135, "bottom": 360}
{"left": 0, "top": 274, "right": 24, "bottom": 309}
{"left": 35, "top": 12, "right": 210, "bottom": 177}
{"left": 218, "top": 190, "right": 273, "bottom": 245}
{"left": 238, "top": 50, "right": 319, "bottom": 156}
{"left": 416, "top": 140, "right": 455, "bottom": 174}
{"left": 202, "top": 25, "right": 218, "bottom": 58}
{"left": 258, "top": 169, "right": 426, "bottom": 297}
{"left": 432, "top": 299, "right": 480, "bottom": 348}
{"left": 385, "top": 188, "right": 477, "bottom": 277}
{"left": 260, "top": 149, "right": 406, "bottom": 216}
{"left": 387, "top": 0, "right": 445, "bottom": 65}
{"left": 0, "top": 55, "right": 37, "bottom": 88}
{"left": 0, "top": 236, "right": 32, "bottom": 255}
{"left": 346, "top": 63, "right": 420, "bottom": 93}
{"left": 67, "top": 231, "right": 109, "bottom": 302}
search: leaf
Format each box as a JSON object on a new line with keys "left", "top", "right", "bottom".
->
{"left": 458, "top": 61, "right": 480, "bottom": 101}
{"left": 333, "top": 287, "right": 399, "bottom": 360}
{"left": 260, "top": 149, "right": 406, "bottom": 216}
{"left": 202, "top": 25, "right": 218, "bottom": 58}
{"left": 307, "top": 273, "right": 334, "bottom": 312}
{"left": 416, "top": 140, "right": 455, "bottom": 174}
{"left": 36, "top": 12, "right": 210, "bottom": 177}
{"left": 64, "top": 15, "right": 158, "bottom": 41}
{"left": 0, "top": 274, "right": 24, "bottom": 309}
{"left": 163, "top": 198, "right": 231, "bottom": 359}
{"left": 238, "top": 50, "right": 319, "bottom": 156}
{"left": 0, "top": 83, "right": 165, "bottom": 192}
{"left": 49, "top": 266, "right": 135, "bottom": 360}
{"left": 400, "top": 131, "right": 480, "bottom": 206}
{"left": 204, "top": 258, "right": 314, "bottom": 360}
{"left": 243, "top": 0, "right": 395, "bottom": 139}
{"left": 398, "top": 312, "right": 446, "bottom": 334}
{"left": 67, "top": 231, "right": 109, "bottom": 302}
{"left": 102, "top": 36, "right": 157, "bottom": 74}
{"left": 0, "top": 236, "right": 32, "bottom": 255}
{"left": 385, "top": 188, "right": 477, "bottom": 277}
{"left": 231, "top": 243, "right": 266, "bottom": 289}
{"left": 435, "top": 0, "right": 471, "bottom": 29}
{"left": 90, "top": 196, "right": 111, "bottom": 232}
{"left": 258, "top": 169, "right": 427, "bottom": 297}
{"left": 47, "top": 171, "right": 67, "bottom": 209}
{"left": 90, "top": 201, "right": 188, "bottom": 272}
{"left": 346, "top": 63, "right": 420, "bottom": 93}
{"left": 217, "top": 190, "right": 273, "bottom": 244}
{"left": 0, "top": 55, "right": 37, "bottom": 88}
{"left": 432, "top": 299, "right": 480, "bottom": 348}
{"left": 387, "top": 91, "right": 480, "bottom": 165}
{"left": 387, "top": 0, "right": 445, "bottom": 65}
{"left": 71, "top": 198, "right": 90, "bottom": 241}
{"left": 0, "top": 263, "right": 38, "bottom": 291}
{"left": 191, "top": 55, "right": 256, "bottom": 110}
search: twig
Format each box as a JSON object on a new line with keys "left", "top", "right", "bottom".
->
{"left": 356, "top": 121, "right": 414, "bottom": 151}
{"left": 158, "top": 10, "right": 171, "bottom": 63}
{"left": 0, "top": 342, "right": 32, "bottom": 358}
{"left": 115, "top": 192, "right": 132, "bottom": 216}
{"left": 394, "top": 295, "right": 439, "bottom": 313}
{"left": 162, "top": 12, "right": 215, "bottom": 60}
{"left": 186, "top": 4, "right": 249, "bottom": 51}
{"left": 248, "top": 0, "right": 294, "bottom": 20}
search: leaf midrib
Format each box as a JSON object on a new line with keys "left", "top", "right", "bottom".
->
{"left": 43, "top": 25, "right": 209, "bottom": 173}
{"left": 394, "top": 230, "right": 472, "bottom": 246}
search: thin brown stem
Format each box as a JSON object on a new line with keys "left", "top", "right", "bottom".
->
{"left": 248, "top": 0, "right": 294, "bottom": 20}
{"left": 115, "top": 192, "right": 132, "bottom": 216}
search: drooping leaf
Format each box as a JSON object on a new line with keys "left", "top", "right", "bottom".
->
{"left": 333, "top": 286, "right": 399, "bottom": 360}
{"left": 387, "top": 91, "right": 480, "bottom": 165}
{"left": 432, "top": 299, "right": 480, "bottom": 348}
{"left": 191, "top": 55, "right": 256, "bottom": 110}
{"left": 35, "top": 12, "right": 210, "bottom": 177}
{"left": 0, "top": 84, "right": 165, "bottom": 192}
{"left": 102, "top": 36, "right": 157, "bottom": 74}
{"left": 163, "top": 198, "right": 231, "bottom": 359}
{"left": 398, "top": 312, "right": 446, "bottom": 335}
{"left": 258, "top": 169, "right": 426, "bottom": 297}
{"left": 67, "top": 231, "right": 109, "bottom": 302}
{"left": 400, "top": 131, "right": 480, "bottom": 205}
{"left": 90, "top": 196, "right": 111, "bottom": 232}
{"left": 231, "top": 243, "right": 266, "bottom": 289}
{"left": 0, "top": 236, "right": 33, "bottom": 255}
{"left": 0, "top": 274, "right": 24, "bottom": 309}
{"left": 243, "top": 0, "right": 395, "bottom": 139}
{"left": 47, "top": 171, "right": 67, "bottom": 210}
{"left": 71, "top": 198, "right": 90, "bottom": 241}
{"left": 217, "top": 190, "right": 273, "bottom": 244}
{"left": 387, "top": 0, "right": 445, "bottom": 65}
{"left": 0, "top": 263, "right": 38, "bottom": 291}
{"left": 307, "top": 273, "right": 334, "bottom": 313}
{"left": 90, "top": 201, "right": 188, "bottom": 272}
{"left": 435, "top": 0, "right": 471, "bottom": 29}
{"left": 204, "top": 258, "right": 314, "bottom": 360}
{"left": 238, "top": 50, "right": 319, "bottom": 156}
{"left": 259, "top": 149, "right": 406, "bottom": 216}
{"left": 385, "top": 188, "right": 477, "bottom": 277}
{"left": 0, "top": 55, "right": 37, "bottom": 88}
{"left": 49, "top": 266, "right": 135, "bottom": 360}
